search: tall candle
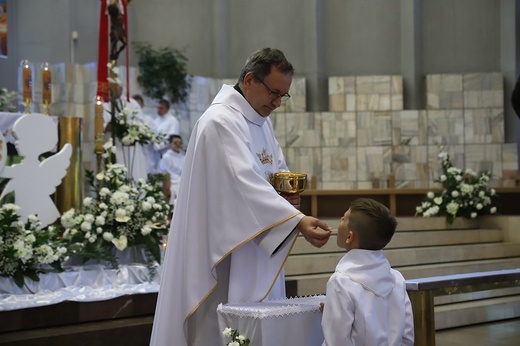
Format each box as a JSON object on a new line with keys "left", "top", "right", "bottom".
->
{"left": 42, "top": 63, "right": 52, "bottom": 104}
{"left": 95, "top": 96, "right": 104, "bottom": 153}
{"left": 22, "top": 60, "right": 32, "bottom": 101}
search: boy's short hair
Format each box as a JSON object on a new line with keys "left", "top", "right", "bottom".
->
{"left": 348, "top": 198, "right": 397, "bottom": 250}
{"left": 132, "top": 94, "right": 144, "bottom": 104}
{"left": 158, "top": 99, "right": 170, "bottom": 109}
{"left": 169, "top": 134, "right": 182, "bottom": 143}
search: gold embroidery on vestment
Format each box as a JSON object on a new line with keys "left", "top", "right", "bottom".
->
{"left": 257, "top": 148, "right": 273, "bottom": 165}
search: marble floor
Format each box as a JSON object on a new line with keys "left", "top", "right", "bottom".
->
{"left": 435, "top": 318, "right": 520, "bottom": 345}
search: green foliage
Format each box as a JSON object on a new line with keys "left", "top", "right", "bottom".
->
{"left": 0, "top": 204, "right": 67, "bottom": 287}
{"left": 134, "top": 42, "right": 191, "bottom": 103}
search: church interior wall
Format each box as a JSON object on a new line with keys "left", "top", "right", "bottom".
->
{"left": 0, "top": 0, "right": 518, "bottom": 186}
{"left": 422, "top": 0, "right": 501, "bottom": 73}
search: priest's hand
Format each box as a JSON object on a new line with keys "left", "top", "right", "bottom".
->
{"left": 297, "top": 216, "right": 332, "bottom": 248}
{"left": 281, "top": 192, "right": 301, "bottom": 210}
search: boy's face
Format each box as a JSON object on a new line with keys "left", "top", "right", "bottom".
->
{"left": 336, "top": 208, "right": 352, "bottom": 249}
{"left": 171, "top": 137, "right": 182, "bottom": 152}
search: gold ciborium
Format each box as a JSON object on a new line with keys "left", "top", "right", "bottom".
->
{"left": 271, "top": 172, "right": 308, "bottom": 194}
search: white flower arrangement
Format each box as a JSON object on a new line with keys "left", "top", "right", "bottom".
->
{"left": 416, "top": 148, "right": 497, "bottom": 225}
{"left": 110, "top": 98, "right": 166, "bottom": 146}
{"left": 223, "top": 327, "right": 250, "bottom": 346}
{"left": 0, "top": 204, "right": 68, "bottom": 287}
{"left": 106, "top": 61, "right": 166, "bottom": 147}
{"left": 60, "top": 140, "right": 170, "bottom": 272}
{"left": 0, "top": 87, "right": 18, "bottom": 112}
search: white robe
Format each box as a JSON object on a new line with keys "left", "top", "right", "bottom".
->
{"left": 159, "top": 149, "right": 185, "bottom": 204}
{"left": 150, "top": 112, "right": 180, "bottom": 173}
{"left": 150, "top": 85, "right": 303, "bottom": 346}
{"left": 321, "top": 250, "right": 415, "bottom": 346}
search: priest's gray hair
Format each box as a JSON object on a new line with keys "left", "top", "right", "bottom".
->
{"left": 238, "top": 47, "right": 294, "bottom": 83}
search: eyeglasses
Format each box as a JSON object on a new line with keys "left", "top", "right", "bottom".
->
{"left": 256, "top": 77, "right": 291, "bottom": 102}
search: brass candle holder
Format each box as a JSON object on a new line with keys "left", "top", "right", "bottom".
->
{"left": 22, "top": 98, "right": 32, "bottom": 114}
{"left": 271, "top": 172, "right": 308, "bottom": 194}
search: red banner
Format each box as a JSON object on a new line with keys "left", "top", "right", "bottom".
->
{"left": 96, "top": 0, "right": 109, "bottom": 102}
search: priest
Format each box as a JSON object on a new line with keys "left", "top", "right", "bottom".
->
{"left": 150, "top": 48, "right": 332, "bottom": 346}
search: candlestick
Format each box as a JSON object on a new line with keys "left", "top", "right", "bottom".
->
{"left": 42, "top": 62, "right": 51, "bottom": 115}
{"left": 95, "top": 96, "right": 104, "bottom": 155}
{"left": 21, "top": 60, "right": 32, "bottom": 114}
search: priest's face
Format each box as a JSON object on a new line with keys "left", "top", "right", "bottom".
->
{"left": 244, "top": 67, "right": 292, "bottom": 117}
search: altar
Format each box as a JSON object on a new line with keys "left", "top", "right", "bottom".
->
{"left": 0, "top": 264, "right": 161, "bottom": 345}
{"left": 217, "top": 295, "right": 325, "bottom": 346}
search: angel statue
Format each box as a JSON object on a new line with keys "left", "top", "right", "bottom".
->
{"left": 0, "top": 114, "right": 72, "bottom": 228}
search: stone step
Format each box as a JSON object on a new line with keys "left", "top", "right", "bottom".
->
{"left": 435, "top": 295, "right": 520, "bottom": 330}
{"left": 291, "top": 228, "right": 503, "bottom": 254}
{"left": 285, "top": 258, "right": 520, "bottom": 296}
{"left": 286, "top": 243, "right": 520, "bottom": 276}
{"left": 318, "top": 216, "right": 480, "bottom": 232}
{"left": 435, "top": 285, "right": 520, "bottom": 305}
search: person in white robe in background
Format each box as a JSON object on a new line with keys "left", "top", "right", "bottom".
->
{"left": 321, "top": 198, "right": 414, "bottom": 346}
{"left": 150, "top": 48, "right": 332, "bottom": 346}
{"left": 150, "top": 99, "right": 180, "bottom": 174}
{"left": 159, "top": 134, "right": 185, "bottom": 205}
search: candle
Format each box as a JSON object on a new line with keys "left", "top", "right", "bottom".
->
{"left": 21, "top": 60, "right": 32, "bottom": 102}
{"left": 95, "top": 96, "right": 104, "bottom": 153}
{"left": 42, "top": 63, "right": 52, "bottom": 104}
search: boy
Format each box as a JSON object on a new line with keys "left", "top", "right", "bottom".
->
{"left": 159, "top": 134, "right": 185, "bottom": 206}
{"left": 321, "top": 198, "right": 414, "bottom": 346}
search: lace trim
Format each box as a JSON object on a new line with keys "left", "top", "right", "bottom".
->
{"left": 217, "top": 295, "right": 325, "bottom": 319}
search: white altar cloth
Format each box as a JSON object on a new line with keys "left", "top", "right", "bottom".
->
{"left": 0, "top": 264, "right": 161, "bottom": 311}
{"left": 217, "top": 295, "right": 325, "bottom": 346}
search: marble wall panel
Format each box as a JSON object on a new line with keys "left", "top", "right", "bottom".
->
{"left": 392, "top": 145, "right": 429, "bottom": 188}
{"left": 464, "top": 108, "right": 504, "bottom": 144}
{"left": 355, "top": 76, "right": 402, "bottom": 111}
{"left": 465, "top": 144, "right": 502, "bottom": 179}
{"left": 392, "top": 110, "right": 427, "bottom": 146}
{"left": 269, "top": 112, "right": 286, "bottom": 148}
{"left": 391, "top": 75, "right": 404, "bottom": 110}
{"left": 328, "top": 76, "right": 355, "bottom": 112}
{"left": 320, "top": 112, "right": 357, "bottom": 147}
{"left": 328, "top": 76, "right": 344, "bottom": 112}
{"left": 463, "top": 72, "right": 503, "bottom": 109}
{"left": 502, "top": 143, "right": 518, "bottom": 170}
{"left": 357, "top": 111, "right": 393, "bottom": 146}
{"left": 285, "top": 147, "right": 322, "bottom": 182}
{"left": 275, "top": 77, "right": 306, "bottom": 113}
{"left": 427, "top": 109, "right": 465, "bottom": 145}
{"left": 357, "top": 146, "right": 392, "bottom": 182}
{"left": 321, "top": 146, "right": 358, "bottom": 184}
{"left": 284, "top": 112, "right": 322, "bottom": 148}
{"left": 321, "top": 181, "right": 358, "bottom": 189}
{"left": 426, "top": 74, "right": 464, "bottom": 109}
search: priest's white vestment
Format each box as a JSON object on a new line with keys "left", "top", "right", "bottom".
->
{"left": 150, "top": 85, "right": 303, "bottom": 346}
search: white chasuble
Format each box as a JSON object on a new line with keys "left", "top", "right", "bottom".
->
{"left": 150, "top": 85, "right": 303, "bottom": 346}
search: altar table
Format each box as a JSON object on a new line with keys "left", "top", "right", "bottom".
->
{"left": 217, "top": 295, "right": 325, "bottom": 346}
{"left": 0, "top": 264, "right": 161, "bottom": 311}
